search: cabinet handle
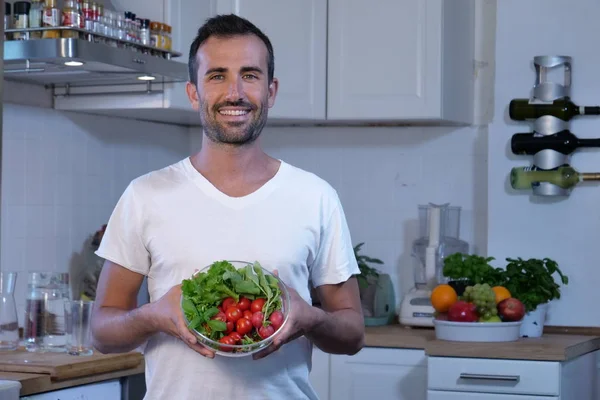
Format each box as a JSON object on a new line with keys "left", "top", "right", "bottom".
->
{"left": 459, "top": 373, "right": 520, "bottom": 383}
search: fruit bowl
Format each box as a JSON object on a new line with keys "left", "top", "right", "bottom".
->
{"left": 433, "top": 319, "right": 523, "bottom": 342}
{"left": 180, "top": 260, "right": 290, "bottom": 357}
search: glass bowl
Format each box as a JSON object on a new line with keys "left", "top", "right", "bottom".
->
{"left": 180, "top": 260, "right": 291, "bottom": 357}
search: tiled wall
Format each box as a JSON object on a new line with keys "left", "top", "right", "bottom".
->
{"left": 191, "top": 124, "right": 487, "bottom": 308}
{"left": 1, "top": 104, "right": 191, "bottom": 318}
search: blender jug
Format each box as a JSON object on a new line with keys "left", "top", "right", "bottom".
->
{"left": 0, "top": 271, "right": 19, "bottom": 350}
{"left": 412, "top": 203, "right": 469, "bottom": 287}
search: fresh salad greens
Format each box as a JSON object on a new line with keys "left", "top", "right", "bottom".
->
{"left": 181, "top": 260, "right": 285, "bottom": 348}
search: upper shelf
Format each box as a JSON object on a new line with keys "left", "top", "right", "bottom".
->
{"left": 3, "top": 28, "right": 189, "bottom": 88}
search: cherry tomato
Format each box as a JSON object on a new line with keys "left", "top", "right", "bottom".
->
{"left": 225, "top": 321, "right": 234, "bottom": 334}
{"left": 269, "top": 310, "right": 284, "bottom": 331}
{"left": 236, "top": 317, "right": 253, "bottom": 336}
{"left": 251, "top": 311, "right": 264, "bottom": 329}
{"left": 213, "top": 311, "right": 226, "bottom": 322}
{"left": 219, "top": 336, "right": 235, "bottom": 352}
{"left": 243, "top": 310, "right": 253, "bottom": 320}
{"left": 225, "top": 306, "right": 242, "bottom": 322}
{"left": 218, "top": 306, "right": 223, "bottom": 313}
{"left": 237, "top": 297, "right": 251, "bottom": 311}
{"left": 251, "top": 298, "right": 266, "bottom": 313}
{"left": 229, "top": 332, "right": 242, "bottom": 343}
{"left": 222, "top": 297, "right": 237, "bottom": 310}
{"left": 258, "top": 325, "right": 275, "bottom": 339}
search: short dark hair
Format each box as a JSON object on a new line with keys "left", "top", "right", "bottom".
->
{"left": 188, "top": 14, "right": 275, "bottom": 87}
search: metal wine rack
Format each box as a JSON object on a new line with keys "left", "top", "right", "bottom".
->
{"left": 513, "top": 55, "right": 572, "bottom": 197}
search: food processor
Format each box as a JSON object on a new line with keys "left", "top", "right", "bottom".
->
{"left": 399, "top": 203, "right": 469, "bottom": 327}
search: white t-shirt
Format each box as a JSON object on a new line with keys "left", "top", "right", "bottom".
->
{"left": 95, "top": 157, "right": 359, "bottom": 400}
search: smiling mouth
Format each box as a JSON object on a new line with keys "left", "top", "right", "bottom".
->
{"left": 218, "top": 109, "right": 251, "bottom": 116}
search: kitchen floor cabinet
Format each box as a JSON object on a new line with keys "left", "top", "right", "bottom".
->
{"left": 329, "top": 347, "right": 427, "bottom": 400}
{"left": 427, "top": 350, "right": 598, "bottom": 399}
{"left": 48, "top": 0, "right": 476, "bottom": 126}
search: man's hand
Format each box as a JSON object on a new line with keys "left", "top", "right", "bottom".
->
{"left": 252, "top": 285, "right": 316, "bottom": 360}
{"left": 148, "top": 285, "right": 216, "bottom": 358}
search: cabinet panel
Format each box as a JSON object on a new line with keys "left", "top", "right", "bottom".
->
{"left": 330, "top": 348, "right": 426, "bottom": 400}
{"left": 309, "top": 347, "right": 330, "bottom": 400}
{"left": 216, "top": 0, "right": 327, "bottom": 120}
{"left": 428, "top": 356, "right": 560, "bottom": 396}
{"left": 327, "top": 0, "right": 474, "bottom": 124}
{"left": 427, "top": 391, "right": 558, "bottom": 400}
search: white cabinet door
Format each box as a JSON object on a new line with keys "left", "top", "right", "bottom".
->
{"left": 309, "top": 347, "right": 330, "bottom": 400}
{"left": 215, "top": 0, "right": 327, "bottom": 120}
{"left": 21, "top": 380, "right": 121, "bottom": 400}
{"left": 330, "top": 348, "right": 427, "bottom": 400}
{"left": 327, "top": 0, "right": 474, "bottom": 124}
{"left": 427, "top": 391, "right": 558, "bottom": 400}
{"left": 163, "top": 0, "right": 216, "bottom": 114}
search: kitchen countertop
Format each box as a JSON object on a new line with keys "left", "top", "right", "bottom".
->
{"left": 364, "top": 324, "right": 600, "bottom": 361}
{"left": 0, "top": 349, "right": 144, "bottom": 396}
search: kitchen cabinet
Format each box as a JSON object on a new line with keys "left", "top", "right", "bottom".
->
{"left": 49, "top": 0, "right": 475, "bottom": 126}
{"left": 326, "top": 0, "right": 475, "bottom": 124}
{"left": 21, "top": 379, "right": 121, "bottom": 399}
{"left": 214, "top": 0, "right": 327, "bottom": 121}
{"left": 329, "top": 347, "right": 427, "bottom": 400}
{"left": 427, "top": 350, "right": 598, "bottom": 399}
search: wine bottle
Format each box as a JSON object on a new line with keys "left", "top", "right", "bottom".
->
{"left": 509, "top": 98, "right": 600, "bottom": 121}
{"left": 511, "top": 130, "right": 600, "bottom": 155}
{"left": 510, "top": 165, "right": 600, "bottom": 190}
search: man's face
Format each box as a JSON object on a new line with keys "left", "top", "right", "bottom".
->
{"left": 186, "top": 34, "right": 278, "bottom": 146}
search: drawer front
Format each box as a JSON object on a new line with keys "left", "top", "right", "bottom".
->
{"left": 428, "top": 356, "right": 560, "bottom": 396}
{"left": 428, "top": 390, "right": 558, "bottom": 399}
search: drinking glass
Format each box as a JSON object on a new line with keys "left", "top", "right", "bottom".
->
{"left": 65, "top": 300, "right": 94, "bottom": 356}
{"left": 0, "top": 271, "right": 19, "bottom": 351}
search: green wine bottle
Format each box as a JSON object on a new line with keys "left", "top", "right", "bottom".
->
{"left": 509, "top": 98, "right": 600, "bottom": 121}
{"left": 511, "top": 130, "right": 600, "bottom": 155}
{"left": 510, "top": 166, "right": 600, "bottom": 190}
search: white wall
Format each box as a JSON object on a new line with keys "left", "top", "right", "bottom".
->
{"left": 191, "top": 125, "right": 487, "bottom": 308}
{"left": 489, "top": 0, "right": 599, "bottom": 326}
{"left": 1, "top": 104, "right": 190, "bottom": 318}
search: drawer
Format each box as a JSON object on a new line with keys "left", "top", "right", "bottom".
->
{"left": 428, "top": 356, "right": 560, "bottom": 396}
{"left": 427, "top": 390, "right": 558, "bottom": 399}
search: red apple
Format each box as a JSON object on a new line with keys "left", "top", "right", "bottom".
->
{"left": 448, "top": 301, "right": 479, "bottom": 322}
{"left": 497, "top": 298, "right": 525, "bottom": 322}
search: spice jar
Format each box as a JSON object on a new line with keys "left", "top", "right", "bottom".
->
{"left": 150, "top": 21, "right": 159, "bottom": 48}
{"left": 61, "top": 0, "right": 81, "bottom": 38}
{"left": 29, "top": 0, "right": 43, "bottom": 39}
{"left": 4, "top": 2, "right": 12, "bottom": 40}
{"left": 42, "top": 0, "right": 61, "bottom": 39}
{"left": 139, "top": 18, "right": 150, "bottom": 46}
{"left": 13, "top": 1, "right": 31, "bottom": 41}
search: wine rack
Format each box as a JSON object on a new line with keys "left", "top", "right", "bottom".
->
{"left": 510, "top": 55, "right": 573, "bottom": 197}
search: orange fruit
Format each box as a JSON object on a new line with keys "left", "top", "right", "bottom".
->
{"left": 492, "top": 286, "right": 511, "bottom": 304}
{"left": 430, "top": 284, "right": 458, "bottom": 313}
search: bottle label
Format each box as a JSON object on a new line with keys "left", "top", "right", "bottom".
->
{"left": 62, "top": 10, "right": 81, "bottom": 28}
{"left": 43, "top": 9, "right": 60, "bottom": 27}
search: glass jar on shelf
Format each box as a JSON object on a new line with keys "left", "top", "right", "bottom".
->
{"left": 29, "top": 0, "right": 43, "bottom": 39}
{"left": 42, "top": 0, "right": 61, "bottom": 39}
{"left": 13, "top": 1, "right": 31, "bottom": 41}
{"left": 61, "top": 0, "right": 81, "bottom": 38}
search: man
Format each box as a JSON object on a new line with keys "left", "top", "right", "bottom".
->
{"left": 91, "top": 14, "right": 364, "bottom": 400}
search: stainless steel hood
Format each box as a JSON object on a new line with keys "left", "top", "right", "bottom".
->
{"left": 3, "top": 28, "right": 189, "bottom": 89}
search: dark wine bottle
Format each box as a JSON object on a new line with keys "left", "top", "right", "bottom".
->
{"left": 509, "top": 97, "right": 600, "bottom": 121}
{"left": 511, "top": 130, "right": 600, "bottom": 155}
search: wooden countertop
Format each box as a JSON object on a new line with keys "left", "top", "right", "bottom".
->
{"left": 364, "top": 324, "right": 600, "bottom": 361}
{"left": 0, "top": 349, "right": 145, "bottom": 396}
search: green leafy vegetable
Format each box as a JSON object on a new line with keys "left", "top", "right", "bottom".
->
{"left": 442, "top": 253, "right": 506, "bottom": 287}
{"left": 180, "top": 260, "right": 284, "bottom": 344}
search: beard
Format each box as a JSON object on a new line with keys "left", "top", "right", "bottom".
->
{"left": 199, "top": 97, "right": 269, "bottom": 146}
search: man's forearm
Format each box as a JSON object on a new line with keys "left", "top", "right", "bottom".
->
{"left": 91, "top": 304, "right": 157, "bottom": 353}
{"left": 306, "top": 307, "right": 365, "bottom": 355}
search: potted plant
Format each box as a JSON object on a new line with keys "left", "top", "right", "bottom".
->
{"left": 503, "top": 257, "right": 569, "bottom": 337}
{"left": 354, "top": 242, "right": 383, "bottom": 290}
{"left": 353, "top": 243, "right": 395, "bottom": 326}
{"left": 442, "top": 253, "right": 507, "bottom": 295}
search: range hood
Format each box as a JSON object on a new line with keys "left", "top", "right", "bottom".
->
{"left": 3, "top": 27, "right": 189, "bottom": 89}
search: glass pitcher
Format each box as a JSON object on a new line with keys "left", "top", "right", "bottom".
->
{"left": 24, "top": 272, "right": 70, "bottom": 352}
{"left": 0, "top": 271, "right": 19, "bottom": 351}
